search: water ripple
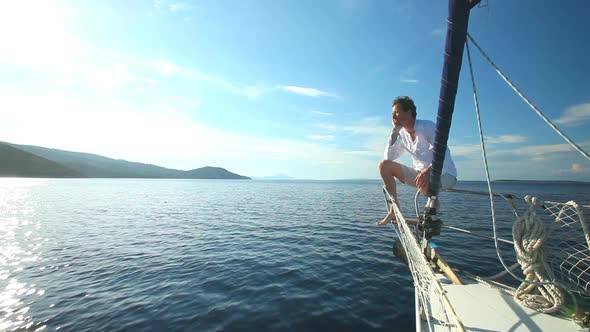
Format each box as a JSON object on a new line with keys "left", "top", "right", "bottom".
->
{"left": 0, "top": 179, "right": 588, "bottom": 331}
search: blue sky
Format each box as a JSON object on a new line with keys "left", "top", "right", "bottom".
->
{"left": 0, "top": 0, "right": 589, "bottom": 180}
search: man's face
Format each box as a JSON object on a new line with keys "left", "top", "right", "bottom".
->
{"left": 392, "top": 104, "right": 412, "bottom": 127}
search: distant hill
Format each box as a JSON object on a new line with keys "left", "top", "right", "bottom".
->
{"left": 495, "top": 179, "right": 589, "bottom": 184}
{"left": 0, "top": 141, "right": 249, "bottom": 179}
{"left": 0, "top": 142, "right": 82, "bottom": 177}
{"left": 182, "top": 166, "right": 249, "bottom": 179}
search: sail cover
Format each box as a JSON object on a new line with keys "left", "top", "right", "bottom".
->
{"left": 429, "top": 0, "right": 481, "bottom": 197}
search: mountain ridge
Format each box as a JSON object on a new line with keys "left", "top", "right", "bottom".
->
{"left": 0, "top": 141, "right": 250, "bottom": 179}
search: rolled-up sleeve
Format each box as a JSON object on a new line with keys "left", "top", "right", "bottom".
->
{"left": 384, "top": 135, "right": 405, "bottom": 161}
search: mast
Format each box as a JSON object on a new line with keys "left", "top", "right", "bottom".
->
{"left": 423, "top": 0, "right": 480, "bottom": 238}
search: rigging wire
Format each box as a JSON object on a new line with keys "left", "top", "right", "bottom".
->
{"left": 465, "top": 39, "right": 568, "bottom": 289}
{"left": 466, "top": 33, "right": 590, "bottom": 163}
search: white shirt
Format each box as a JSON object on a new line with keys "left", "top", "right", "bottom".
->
{"left": 384, "top": 119, "right": 457, "bottom": 177}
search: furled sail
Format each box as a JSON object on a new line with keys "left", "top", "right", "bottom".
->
{"left": 429, "top": 0, "right": 481, "bottom": 199}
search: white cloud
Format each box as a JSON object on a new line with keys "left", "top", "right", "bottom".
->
{"left": 153, "top": 0, "right": 161, "bottom": 9}
{"left": 240, "top": 85, "right": 268, "bottom": 99}
{"left": 316, "top": 118, "right": 388, "bottom": 135}
{"left": 431, "top": 27, "right": 444, "bottom": 37}
{"left": 338, "top": 0, "right": 368, "bottom": 13}
{"left": 276, "top": 85, "right": 338, "bottom": 98}
{"left": 509, "top": 143, "right": 578, "bottom": 157}
{"left": 554, "top": 103, "right": 590, "bottom": 127}
{"left": 0, "top": 10, "right": 337, "bottom": 103}
{"left": 169, "top": 3, "right": 190, "bottom": 12}
{"left": 430, "top": 26, "right": 446, "bottom": 44}
{"left": 343, "top": 150, "right": 382, "bottom": 157}
{"left": 570, "top": 163, "right": 590, "bottom": 174}
{"left": 310, "top": 110, "right": 334, "bottom": 116}
{"left": 485, "top": 135, "right": 528, "bottom": 144}
{"left": 451, "top": 144, "right": 481, "bottom": 157}
{"left": 452, "top": 140, "right": 590, "bottom": 162}
{"left": 147, "top": 59, "right": 270, "bottom": 98}
{"left": 318, "top": 160, "right": 345, "bottom": 165}
{"left": 368, "top": 62, "right": 390, "bottom": 76}
{"left": 0, "top": 1, "right": 75, "bottom": 68}
{"left": 399, "top": 65, "right": 419, "bottom": 84}
{"left": 314, "top": 118, "right": 394, "bottom": 161}
{"left": 307, "top": 135, "right": 335, "bottom": 140}
{"left": 0, "top": 93, "right": 383, "bottom": 179}
{"left": 155, "top": 60, "right": 181, "bottom": 76}
{"left": 0, "top": 3, "right": 155, "bottom": 96}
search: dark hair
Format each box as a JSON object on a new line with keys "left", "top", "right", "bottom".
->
{"left": 392, "top": 96, "right": 417, "bottom": 118}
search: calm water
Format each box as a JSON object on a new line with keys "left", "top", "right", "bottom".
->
{"left": 1, "top": 179, "right": 589, "bottom": 332}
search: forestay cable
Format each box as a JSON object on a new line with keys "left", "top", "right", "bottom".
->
{"left": 466, "top": 33, "right": 590, "bottom": 162}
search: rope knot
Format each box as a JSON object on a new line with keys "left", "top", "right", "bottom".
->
{"left": 512, "top": 198, "right": 564, "bottom": 313}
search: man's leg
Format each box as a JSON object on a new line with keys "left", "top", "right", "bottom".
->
{"left": 377, "top": 160, "right": 406, "bottom": 225}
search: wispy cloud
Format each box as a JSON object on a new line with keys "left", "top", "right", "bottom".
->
{"left": 367, "top": 62, "right": 391, "bottom": 77}
{"left": 431, "top": 27, "right": 444, "bottom": 37}
{"left": 343, "top": 150, "right": 382, "bottom": 157}
{"left": 430, "top": 26, "right": 446, "bottom": 45}
{"left": 451, "top": 141, "right": 590, "bottom": 180}
{"left": 276, "top": 85, "right": 338, "bottom": 98}
{"left": 451, "top": 144, "right": 481, "bottom": 157}
{"left": 6, "top": 30, "right": 344, "bottom": 102}
{"left": 570, "top": 163, "right": 590, "bottom": 174}
{"left": 153, "top": 0, "right": 161, "bottom": 9}
{"left": 155, "top": 60, "right": 181, "bottom": 76}
{"left": 316, "top": 119, "right": 387, "bottom": 135}
{"left": 310, "top": 110, "right": 334, "bottom": 116}
{"left": 0, "top": 93, "right": 382, "bottom": 179}
{"left": 307, "top": 135, "right": 335, "bottom": 140}
{"left": 485, "top": 135, "right": 528, "bottom": 144}
{"left": 152, "top": 61, "right": 344, "bottom": 100}
{"left": 313, "top": 117, "right": 395, "bottom": 162}
{"left": 169, "top": 2, "right": 190, "bottom": 12}
{"left": 452, "top": 141, "right": 590, "bottom": 161}
{"left": 149, "top": 60, "right": 269, "bottom": 98}
{"left": 510, "top": 143, "right": 580, "bottom": 157}
{"left": 554, "top": 103, "right": 590, "bottom": 127}
{"left": 400, "top": 65, "right": 419, "bottom": 84}
{"left": 338, "top": 0, "right": 369, "bottom": 14}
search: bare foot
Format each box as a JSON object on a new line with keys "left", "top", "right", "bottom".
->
{"left": 377, "top": 208, "right": 396, "bottom": 226}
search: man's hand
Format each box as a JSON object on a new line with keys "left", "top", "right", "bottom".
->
{"left": 415, "top": 165, "right": 432, "bottom": 190}
{"left": 389, "top": 124, "right": 402, "bottom": 146}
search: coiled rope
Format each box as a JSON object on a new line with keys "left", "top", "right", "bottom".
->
{"left": 512, "top": 196, "right": 564, "bottom": 313}
{"left": 465, "top": 36, "right": 568, "bottom": 313}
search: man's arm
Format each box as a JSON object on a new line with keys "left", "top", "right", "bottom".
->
{"left": 384, "top": 125, "right": 405, "bottom": 160}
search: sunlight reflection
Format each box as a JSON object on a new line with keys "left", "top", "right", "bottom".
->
{"left": 0, "top": 181, "right": 46, "bottom": 331}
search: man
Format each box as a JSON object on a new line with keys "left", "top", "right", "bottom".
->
{"left": 377, "top": 96, "right": 457, "bottom": 225}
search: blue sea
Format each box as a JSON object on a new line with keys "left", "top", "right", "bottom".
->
{"left": 1, "top": 179, "right": 589, "bottom": 332}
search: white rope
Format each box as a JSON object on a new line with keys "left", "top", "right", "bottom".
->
{"left": 512, "top": 196, "right": 564, "bottom": 313}
{"left": 465, "top": 39, "right": 518, "bottom": 280}
{"left": 466, "top": 38, "right": 568, "bottom": 297}
{"left": 383, "top": 188, "right": 465, "bottom": 331}
{"left": 466, "top": 33, "right": 590, "bottom": 162}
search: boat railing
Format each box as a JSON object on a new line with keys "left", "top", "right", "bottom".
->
{"left": 408, "top": 186, "right": 590, "bottom": 319}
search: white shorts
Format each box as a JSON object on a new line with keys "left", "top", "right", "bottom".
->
{"left": 399, "top": 164, "right": 457, "bottom": 191}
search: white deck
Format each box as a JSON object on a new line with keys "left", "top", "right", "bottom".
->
{"left": 425, "top": 276, "right": 583, "bottom": 332}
